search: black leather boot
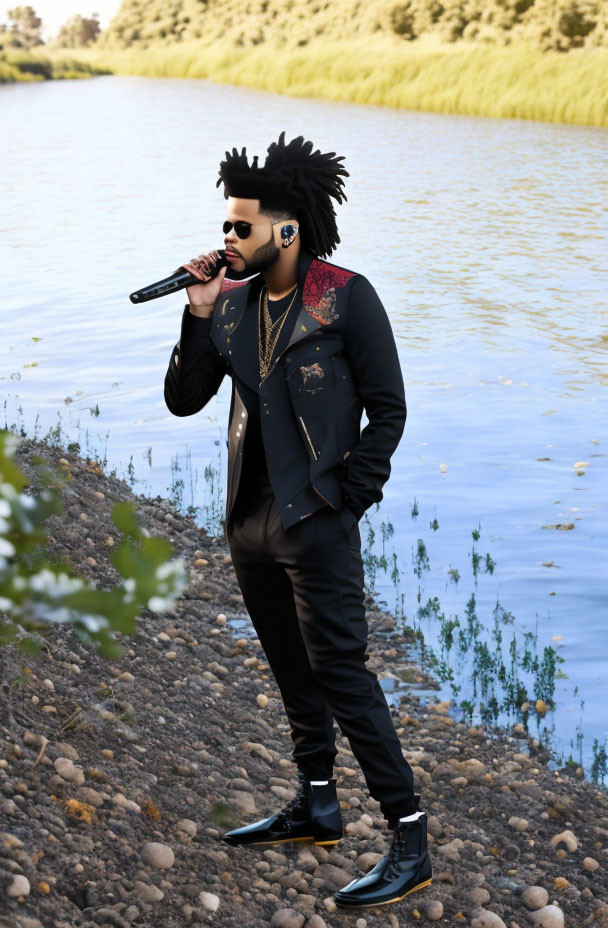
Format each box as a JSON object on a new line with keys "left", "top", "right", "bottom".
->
{"left": 333, "top": 801, "right": 432, "bottom": 908}
{"left": 222, "top": 770, "right": 343, "bottom": 848}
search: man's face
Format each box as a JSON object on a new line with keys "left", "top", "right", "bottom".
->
{"left": 223, "top": 197, "right": 280, "bottom": 275}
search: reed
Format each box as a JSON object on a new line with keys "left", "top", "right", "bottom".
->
{"left": 53, "top": 36, "right": 608, "bottom": 128}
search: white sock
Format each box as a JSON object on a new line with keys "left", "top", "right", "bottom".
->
{"left": 309, "top": 780, "right": 329, "bottom": 785}
{"left": 399, "top": 810, "right": 424, "bottom": 822}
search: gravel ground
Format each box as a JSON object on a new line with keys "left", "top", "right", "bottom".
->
{"left": 1, "top": 438, "right": 607, "bottom": 928}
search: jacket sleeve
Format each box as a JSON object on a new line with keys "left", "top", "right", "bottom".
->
{"left": 164, "top": 304, "right": 230, "bottom": 417}
{"left": 340, "top": 276, "right": 407, "bottom": 520}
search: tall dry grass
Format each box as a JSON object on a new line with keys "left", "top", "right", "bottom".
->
{"left": 3, "top": 37, "right": 607, "bottom": 128}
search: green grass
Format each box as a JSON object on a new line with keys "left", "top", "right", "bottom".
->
{"left": 40, "top": 36, "right": 608, "bottom": 128}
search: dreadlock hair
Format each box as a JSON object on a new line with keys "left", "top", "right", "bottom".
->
{"left": 216, "top": 132, "right": 349, "bottom": 258}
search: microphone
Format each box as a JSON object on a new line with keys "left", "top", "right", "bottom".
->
{"left": 129, "top": 249, "right": 230, "bottom": 304}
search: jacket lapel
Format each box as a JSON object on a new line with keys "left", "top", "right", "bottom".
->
{"left": 228, "top": 249, "right": 325, "bottom": 391}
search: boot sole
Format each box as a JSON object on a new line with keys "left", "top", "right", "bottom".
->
{"left": 225, "top": 835, "right": 342, "bottom": 848}
{"left": 334, "top": 877, "right": 432, "bottom": 908}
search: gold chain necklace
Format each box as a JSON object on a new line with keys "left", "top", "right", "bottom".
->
{"left": 258, "top": 284, "right": 299, "bottom": 386}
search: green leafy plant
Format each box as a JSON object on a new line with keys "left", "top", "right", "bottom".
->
{"left": 0, "top": 429, "right": 188, "bottom": 660}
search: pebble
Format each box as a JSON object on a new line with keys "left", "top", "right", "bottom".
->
{"left": 199, "top": 891, "right": 220, "bottom": 912}
{"left": 419, "top": 898, "right": 443, "bottom": 920}
{"left": 54, "top": 757, "right": 85, "bottom": 785}
{"left": 257, "top": 693, "right": 269, "bottom": 708}
{"left": 529, "top": 905, "right": 564, "bottom": 927}
{"left": 471, "top": 909, "right": 507, "bottom": 928}
{"left": 270, "top": 909, "right": 305, "bottom": 928}
{"left": 118, "top": 672, "right": 135, "bottom": 683}
{"left": 134, "top": 880, "right": 164, "bottom": 902}
{"left": 507, "top": 816, "right": 528, "bottom": 832}
{"left": 141, "top": 841, "right": 174, "bottom": 868}
{"left": 176, "top": 818, "right": 197, "bottom": 836}
{"left": 583, "top": 856, "right": 599, "bottom": 871}
{"left": 521, "top": 886, "right": 549, "bottom": 910}
{"left": 7, "top": 874, "right": 31, "bottom": 897}
{"left": 550, "top": 829, "right": 577, "bottom": 853}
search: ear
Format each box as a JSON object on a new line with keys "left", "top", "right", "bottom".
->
{"left": 280, "top": 223, "right": 299, "bottom": 248}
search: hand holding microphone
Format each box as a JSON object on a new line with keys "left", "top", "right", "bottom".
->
{"left": 182, "top": 250, "right": 228, "bottom": 317}
{"left": 128, "top": 248, "right": 230, "bottom": 307}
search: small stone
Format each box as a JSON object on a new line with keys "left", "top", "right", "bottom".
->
{"left": 553, "top": 877, "right": 569, "bottom": 891}
{"left": 42, "top": 678, "right": 55, "bottom": 691}
{"left": 419, "top": 898, "right": 443, "bottom": 920}
{"left": 583, "top": 857, "right": 600, "bottom": 872}
{"left": 176, "top": 818, "right": 197, "bottom": 837}
{"left": 470, "top": 909, "right": 507, "bottom": 928}
{"left": 323, "top": 896, "right": 337, "bottom": 913}
{"left": 118, "top": 672, "right": 135, "bottom": 683}
{"left": 256, "top": 693, "right": 269, "bottom": 708}
{"left": 134, "top": 880, "right": 164, "bottom": 902}
{"left": 164, "top": 651, "right": 177, "bottom": 660}
{"left": 529, "top": 904, "right": 564, "bottom": 928}
{"left": 521, "top": 886, "right": 549, "bottom": 910}
{"left": 141, "top": 841, "right": 174, "bottom": 869}
{"left": 269, "top": 908, "right": 305, "bottom": 928}
{"left": 199, "top": 891, "right": 220, "bottom": 912}
{"left": 216, "top": 613, "right": 227, "bottom": 625}
{"left": 508, "top": 816, "right": 528, "bottom": 832}
{"left": 54, "top": 757, "right": 85, "bottom": 785}
{"left": 550, "top": 830, "right": 577, "bottom": 853}
{"left": 7, "top": 874, "right": 31, "bottom": 897}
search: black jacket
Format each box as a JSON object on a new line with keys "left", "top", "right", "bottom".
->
{"left": 164, "top": 248, "right": 406, "bottom": 541}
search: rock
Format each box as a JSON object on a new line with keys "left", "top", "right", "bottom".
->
{"left": 296, "top": 848, "right": 319, "bottom": 872}
{"left": 112, "top": 792, "right": 141, "bottom": 813}
{"left": 419, "top": 898, "right": 443, "bottom": 920}
{"left": 549, "top": 829, "right": 577, "bottom": 853}
{"left": 7, "top": 874, "right": 31, "bottom": 897}
{"left": 242, "top": 741, "right": 274, "bottom": 763}
{"left": 54, "top": 757, "right": 85, "bottom": 785}
{"left": 470, "top": 909, "right": 507, "bottom": 928}
{"left": 315, "top": 863, "right": 355, "bottom": 891}
{"left": 529, "top": 905, "right": 564, "bottom": 927}
{"left": 458, "top": 758, "right": 487, "bottom": 780}
{"left": 199, "top": 891, "right": 220, "bottom": 912}
{"left": 521, "top": 886, "right": 549, "bottom": 910}
{"left": 141, "top": 842, "right": 174, "bottom": 868}
{"left": 468, "top": 887, "right": 491, "bottom": 907}
{"left": 270, "top": 909, "right": 305, "bottom": 928}
{"left": 304, "top": 916, "right": 328, "bottom": 928}
{"left": 229, "top": 790, "right": 257, "bottom": 814}
{"left": 176, "top": 818, "right": 197, "bottom": 837}
{"left": 583, "top": 856, "right": 600, "bottom": 872}
{"left": 257, "top": 693, "right": 269, "bottom": 708}
{"left": 134, "top": 880, "right": 164, "bottom": 902}
{"left": 437, "top": 838, "right": 464, "bottom": 861}
{"left": 323, "top": 896, "right": 337, "bottom": 913}
{"left": 508, "top": 816, "right": 529, "bottom": 832}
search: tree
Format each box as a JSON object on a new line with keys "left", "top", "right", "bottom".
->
{"left": 53, "top": 12, "right": 101, "bottom": 48}
{"left": 0, "top": 5, "right": 43, "bottom": 49}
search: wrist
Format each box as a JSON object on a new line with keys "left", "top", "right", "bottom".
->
{"left": 187, "top": 303, "right": 214, "bottom": 318}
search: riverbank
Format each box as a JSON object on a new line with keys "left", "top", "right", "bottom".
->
{"left": 1, "top": 436, "right": 607, "bottom": 926}
{"left": 0, "top": 50, "right": 110, "bottom": 83}
{"left": 2, "top": 37, "right": 606, "bottom": 129}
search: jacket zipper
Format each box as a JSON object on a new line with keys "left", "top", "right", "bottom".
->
{"left": 298, "top": 415, "right": 318, "bottom": 461}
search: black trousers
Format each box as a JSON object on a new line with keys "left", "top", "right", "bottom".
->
{"left": 227, "top": 477, "right": 418, "bottom": 825}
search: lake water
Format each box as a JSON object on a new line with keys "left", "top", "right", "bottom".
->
{"left": 2, "top": 75, "right": 607, "bottom": 783}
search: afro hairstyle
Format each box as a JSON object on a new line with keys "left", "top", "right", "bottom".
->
{"left": 216, "top": 131, "right": 349, "bottom": 258}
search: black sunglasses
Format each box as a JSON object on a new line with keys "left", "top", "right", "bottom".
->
{"left": 223, "top": 220, "right": 253, "bottom": 239}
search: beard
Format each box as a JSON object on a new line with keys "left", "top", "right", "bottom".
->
{"left": 241, "top": 235, "right": 280, "bottom": 275}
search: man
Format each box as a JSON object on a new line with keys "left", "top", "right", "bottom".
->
{"left": 164, "top": 132, "right": 432, "bottom": 909}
